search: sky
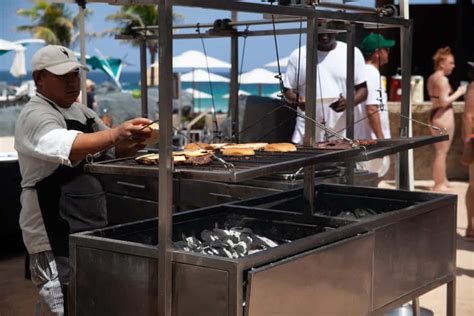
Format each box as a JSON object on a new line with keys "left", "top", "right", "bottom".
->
{"left": 0, "top": 0, "right": 457, "bottom": 73}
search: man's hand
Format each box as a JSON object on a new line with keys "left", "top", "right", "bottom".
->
{"left": 283, "top": 89, "right": 306, "bottom": 110}
{"left": 70, "top": 117, "right": 152, "bottom": 161}
{"left": 296, "top": 95, "right": 306, "bottom": 111}
{"left": 110, "top": 118, "right": 152, "bottom": 143}
{"left": 329, "top": 95, "right": 346, "bottom": 112}
{"left": 112, "top": 118, "right": 153, "bottom": 157}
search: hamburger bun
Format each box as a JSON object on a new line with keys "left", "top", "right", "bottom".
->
{"left": 222, "top": 147, "right": 255, "bottom": 156}
{"left": 222, "top": 143, "right": 268, "bottom": 151}
{"left": 141, "top": 123, "right": 160, "bottom": 145}
{"left": 208, "top": 143, "right": 234, "bottom": 150}
{"left": 173, "top": 155, "right": 186, "bottom": 163}
{"left": 135, "top": 153, "right": 186, "bottom": 164}
{"left": 183, "top": 149, "right": 210, "bottom": 158}
{"left": 264, "top": 143, "right": 297, "bottom": 152}
{"left": 184, "top": 142, "right": 211, "bottom": 151}
{"left": 135, "top": 153, "right": 159, "bottom": 165}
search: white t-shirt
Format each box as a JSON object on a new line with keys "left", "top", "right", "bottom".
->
{"left": 354, "top": 63, "right": 391, "bottom": 140}
{"left": 14, "top": 95, "right": 109, "bottom": 254}
{"left": 283, "top": 41, "right": 367, "bottom": 144}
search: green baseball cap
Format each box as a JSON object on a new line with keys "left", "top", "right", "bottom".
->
{"left": 361, "top": 33, "right": 396, "bottom": 54}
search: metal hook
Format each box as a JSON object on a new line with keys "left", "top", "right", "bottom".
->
{"left": 86, "top": 153, "right": 95, "bottom": 164}
{"left": 290, "top": 167, "right": 304, "bottom": 182}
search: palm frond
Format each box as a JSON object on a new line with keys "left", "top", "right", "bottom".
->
{"left": 33, "top": 26, "right": 58, "bottom": 45}
{"left": 16, "top": 25, "right": 37, "bottom": 32}
{"left": 16, "top": 8, "right": 40, "bottom": 20}
{"left": 56, "top": 17, "right": 74, "bottom": 29}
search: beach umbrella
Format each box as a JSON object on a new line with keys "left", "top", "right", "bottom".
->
{"left": 222, "top": 90, "right": 251, "bottom": 99}
{"left": 183, "top": 88, "right": 212, "bottom": 112}
{"left": 150, "top": 50, "right": 231, "bottom": 69}
{"left": 239, "top": 68, "right": 279, "bottom": 96}
{"left": 153, "top": 50, "right": 230, "bottom": 110}
{"left": 181, "top": 69, "right": 230, "bottom": 83}
{"left": 76, "top": 51, "right": 124, "bottom": 89}
{"left": 184, "top": 88, "right": 212, "bottom": 99}
{"left": 0, "top": 39, "right": 45, "bottom": 77}
{"left": 264, "top": 56, "right": 290, "bottom": 69}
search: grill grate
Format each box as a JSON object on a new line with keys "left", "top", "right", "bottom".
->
{"left": 85, "top": 136, "right": 447, "bottom": 183}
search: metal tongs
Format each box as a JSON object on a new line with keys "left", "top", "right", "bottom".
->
{"left": 171, "top": 127, "right": 236, "bottom": 174}
{"left": 86, "top": 119, "right": 160, "bottom": 163}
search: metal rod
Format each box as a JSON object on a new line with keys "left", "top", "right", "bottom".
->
{"left": 447, "top": 280, "right": 456, "bottom": 316}
{"left": 411, "top": 298, "right": 421, "bottom": 316}
{"left": 178, "top": 28, "right": 313, "bottom": 39}
{"left": 158, "top": 0, "right": 173, "bottom": 315}
{"left": 345, "top": 23, "right": 356, "bottom": 185}
{"left": 397, "top": 23, "right": 413, "bottom": 191}
{"left": 90, "top": 0, "right": 410, "bottom": 26}
{"left": 140, "top": 40, "right": 148, "bottom": 118}
{"left": 303, "top": 16, "right": 318, "bottom": 216}
{"left": 78, "top": 2, "right": 87, "bottom": 106}
{"left": 230, "top": 34, "right": 239, "bottom": 142}
{"left": 315, "top": 2, "right": 378, "bottom": 14}
{"left": 119, "top": 28, "right": 336, "bottom": 41}
{"left": 132, "top": 17, "right": 306, "bottom": 30}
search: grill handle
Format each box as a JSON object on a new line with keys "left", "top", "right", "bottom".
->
{"left": 116, "top": 181, "right": 147, "bottom": 190}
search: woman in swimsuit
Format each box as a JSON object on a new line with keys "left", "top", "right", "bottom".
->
{"left": 427, "top": 47, "right": 466, "bottom": 192}
{"left": 462, "top": 62, "right": 474, "bottom": 240}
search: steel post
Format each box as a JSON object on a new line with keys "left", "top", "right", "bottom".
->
{"left": 397, "top": 23, "right": 413, "bottom": 190}
{"left": 158, "top": 1, "right": 173, "bottom": 315}
{"left": 78, "top": 2, "right": 87, "bottom": 106}
{"left": 345, "top": 23, "right": 356, "bottom": 185}
{"left": 230, "top": 34, "right": 239, "bottom": 142}
{"left": 140, "top": 40, "right": 149, "bottom": 118}
{"left": 303, "top": 16, "right": 318, "bottom": 216}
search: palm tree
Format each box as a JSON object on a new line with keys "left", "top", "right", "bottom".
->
{"left": 17, "top": 1, "right": 73, "bottom": 47}
{"left": 16, "top": 0, "right": 93, "bottom": 48}
{"left": 105, "top": 5, "right": 182, "bottom": 86}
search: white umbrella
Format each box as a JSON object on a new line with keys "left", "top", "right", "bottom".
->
{"left": 239, "top": 68, "right": 279, "bottom": 84}
{"left": 0, "top": 39, "right": 44, "bottom": 78}
{"left": 184, "top": 88, "right": 212, "bottom": 99}
{"left": 239, "top": 68, "right": 279, "bottom": 96}
{"left": 150, "top": 50, "right": 231, "bottom": 69}
{"left": 152, "top": 51, "right": 231, "bottom": 111}
{"left": 222, "top": 90, "right": 251, "bottom": 99}
{"left": 181, "top": 69, "right": 230, "bottom": 83}
{"left": 264, "top": 56, "right": 290, "bottom": 69}
{"left": 10, "top": 46, "right": 26, "bottom": 78}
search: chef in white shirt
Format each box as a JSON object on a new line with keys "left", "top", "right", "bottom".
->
{"left": 283, "top": 33, "right": 368, "bottom": 144}
{"left": 354, "top": 33, "right": 396, "bottom": 177}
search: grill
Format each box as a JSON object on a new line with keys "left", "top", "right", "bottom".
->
{"left": 70, "top": 184, "right": 456, "bottom": 316}
{"left": 85, "top": 135, "right": 447, "bottom": 182}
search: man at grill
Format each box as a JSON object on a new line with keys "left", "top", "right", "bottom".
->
{"left": 14, "top": 45, "right": 152, "bottom": 315}
{"left": 283, "top": 33, "right": 368, "bottom": 144}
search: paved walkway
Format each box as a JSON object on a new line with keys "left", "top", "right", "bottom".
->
{"left": 379, "top": 180, "right": 474, "bottom": 316}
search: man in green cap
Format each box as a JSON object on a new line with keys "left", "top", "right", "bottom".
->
{"left": 355, "top": 33, "right": 395, "bottom": 177}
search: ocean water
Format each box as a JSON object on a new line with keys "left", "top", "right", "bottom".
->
{"left": 0, "top": 70, "right": 281, "bottom": 113}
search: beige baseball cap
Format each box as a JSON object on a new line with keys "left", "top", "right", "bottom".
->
{"left": 32, "top": 45, "right": 89, "bottom": 75}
